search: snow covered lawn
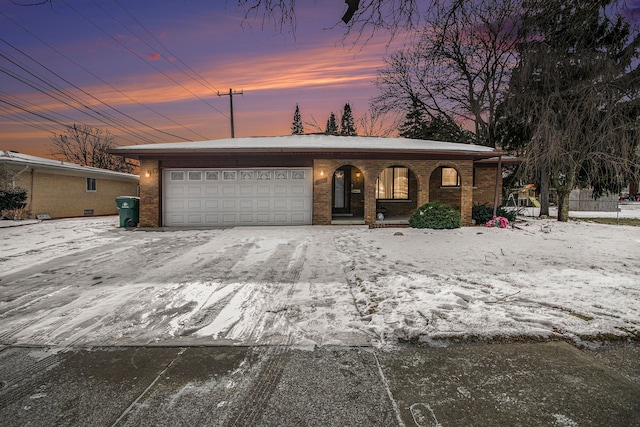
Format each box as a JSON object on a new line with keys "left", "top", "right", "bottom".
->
{"left": 0, "top": 216, "right": 638, "bottom": 349}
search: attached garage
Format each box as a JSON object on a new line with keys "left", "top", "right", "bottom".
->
{"left": 163, "top": 167, "right": 312, "bottom": 226}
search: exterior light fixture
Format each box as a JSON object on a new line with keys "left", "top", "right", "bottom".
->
{"left": 145, "top": 170, "right": 151, "bottom": 178}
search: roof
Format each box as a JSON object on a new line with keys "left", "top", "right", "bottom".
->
{"left": 109, "top": 135, "right": 503, "bottom": 159}
{"left": 0, "top": 150, "right": 139, "bottom": 180}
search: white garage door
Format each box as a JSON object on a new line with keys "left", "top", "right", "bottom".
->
{"left": 163, "top": 168, "right": 313, "bottom": 226}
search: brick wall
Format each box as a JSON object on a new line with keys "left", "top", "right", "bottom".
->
{"left": 473, "top": 164, "right": 501, "bottom": 207}
{"left": 312, "top": 158, "right": 475, "bottom": 226}
{"left": 138, "top": 159, "right": 161, "bottom": 227}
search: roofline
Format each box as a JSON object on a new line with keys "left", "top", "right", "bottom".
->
{"left": 108, "top": 147, "right": 506, "bottom": 160}
{"left": 0, "top": 154, "right": 139, "bottom": 180}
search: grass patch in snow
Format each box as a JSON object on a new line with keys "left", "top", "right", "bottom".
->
{"left": 575, "top": 217, "right": 640, "bottom": 226}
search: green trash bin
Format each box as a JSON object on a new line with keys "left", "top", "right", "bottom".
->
{"left": 115, "top": 196, "right": 140, "bottom": 228}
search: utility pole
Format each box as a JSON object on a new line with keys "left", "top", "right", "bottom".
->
{"left": 217, "top": 88, "right": 243, "bottom": 138}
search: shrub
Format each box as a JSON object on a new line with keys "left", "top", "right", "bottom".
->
{"left": 472, "top": 203, "right": 517, "bottom": 224}
{"left": 409, "top": 201, "right": 461, "bottom": 229}
{"left": 0, "top": 188, "right": 27, "bottom": 219}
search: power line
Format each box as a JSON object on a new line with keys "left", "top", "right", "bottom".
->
{"left": 59, "top": 0, "right": 229, "bottom": 120}
{"left": 0, "top": 9, "right": 210, "bottom": 141}
{"left": 112, "top": 0, "right": 221, "bottom": 95}
{"left": 0, "top": 44, "right": 166, "bottom": 144}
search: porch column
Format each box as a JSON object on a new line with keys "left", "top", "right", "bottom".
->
{"left": 363, "top": 166, "right": 377, "bottom": 225}
{"left": 312, "top": 159, "right": 333, "bottom": 225}
{"left": 459, "top": 161, "right": 474, "bottom": 226}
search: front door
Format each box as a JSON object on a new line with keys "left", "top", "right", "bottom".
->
{"left": 332, "top": 166, "right": 351, "bottom": 215}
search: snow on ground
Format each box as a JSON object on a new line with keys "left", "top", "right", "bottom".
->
{"left": 0, "top": 212, "right": 639, "bottom": 349}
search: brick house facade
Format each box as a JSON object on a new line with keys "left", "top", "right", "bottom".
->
{"left": 1, "top": 151, "right": 139, "bottom": 219}
{"left": 111, "top": 135, "right": 504, "bottom": 228}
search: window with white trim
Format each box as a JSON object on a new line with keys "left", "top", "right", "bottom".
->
{"left": 376, "top": 167, "right": 409, "bottom": 200}
{"left": 86, "top": 177, "right": 97, "bottom": 192}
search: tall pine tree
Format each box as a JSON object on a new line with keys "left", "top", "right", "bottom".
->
{"left": 325, "top": 112, "right": 338, "bottom": 135}
{"left": 339, "top": 103, "right": 357, "bottom": 136}
{"left": 291, "top": 104, "right": 304, "bottom": 135}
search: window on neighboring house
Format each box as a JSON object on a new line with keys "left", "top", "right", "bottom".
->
{"left": 376, "top": 167, "right": 409, "bottom": 200}
{"left": 441, "top": 167, "right": 460, "bottom": 187}
{"left": 86, "top": 177, "right": 97, "bottom": 192}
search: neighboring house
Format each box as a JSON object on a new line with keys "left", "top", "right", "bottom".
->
{"left": 109, "top": 135, "right": 505, "bottom": 227}
{"left": 0, "top": 150, "right": 139, "bottom": 219}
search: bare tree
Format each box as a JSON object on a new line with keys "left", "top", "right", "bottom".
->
{"left": 372, "top": 0, "right": 521, "bottom": 147}
{"left": 49, "top": 124, "right": 137, "bottom": 174}
{"left": 357, "top": 108, "right": 399, "bottom": 137}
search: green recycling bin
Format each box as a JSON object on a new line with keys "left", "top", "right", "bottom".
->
{"left": 115, "top": 196, "right": 140, "bottom": 228}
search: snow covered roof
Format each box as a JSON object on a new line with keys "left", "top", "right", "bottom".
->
{"left": 110, "top": 135, "right": 503, "bottom": 158}
{"left": 0, "top": 150, "right": 138, "bottom": 180}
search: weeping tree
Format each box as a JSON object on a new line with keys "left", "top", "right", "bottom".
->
{"left": 373, "top": 0, "right": 521, "bottom": 147}
{"left": 505, "top": 0, "right": 640, "bottom": 222}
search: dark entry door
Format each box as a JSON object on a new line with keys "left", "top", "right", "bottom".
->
{"left": 332, "top": 166, "right": 351, "bottom": 215}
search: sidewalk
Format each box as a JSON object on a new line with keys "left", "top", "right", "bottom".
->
{"left": 1, "top": 342, "right": 638, "bottom": 426}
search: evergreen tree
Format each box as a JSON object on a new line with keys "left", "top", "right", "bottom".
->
{"left": 291, "top": 104, "right": 304, "bottom": 135}
{"left": 339, "top": 103, "right": 357, "bottom": 136}
{"left": 325, "top": 112, "right": 338, "bottom": 135}
{"left": 398, "top": 101, "right": 428, "bottom": 139}
{"left": 399, "top": 100, "right": 474, "bottom": 143}
{"left": 504, "top": 0, "right": 640, "bottom": 222}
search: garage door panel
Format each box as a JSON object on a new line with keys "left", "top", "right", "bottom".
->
{"left": 240, "top": 185, "right": 253, "bottom": 195}
{"left": 188, "top": 200, "right": 201, "bottom": 209}
{"left": 274, "top": 185, "right": 288, "bottom": 194}
{"left": 164, "top": 168, "right": 312, "bottom": 226}
{"left": 188, "top": 187, "right": 202, "bottom": 196}
{"left": 273, "top": 199, "right": 288, "bottom": 209}
{"left": 257, "top": 185, "right": 271, "bottom": 195}
{"left": 291, "top": 199, "right": 306, "bottom": 209}
{"left": 239, "top": 199, "right": 253, "bottom": 209}
{"left": 291, "top": 213, "right": 306, "bottom": 223}
{"left": 168, "top": 186, "right": 186, "bottom": 196}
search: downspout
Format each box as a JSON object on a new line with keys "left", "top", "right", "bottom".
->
{"left": 492, "top": 156, "right": 503, "bottom": 218}
{"left": 11, "top": 165, "right": 29, "bottom": 189}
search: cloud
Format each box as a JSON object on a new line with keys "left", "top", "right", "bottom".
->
{"left": 147, "top": 53, "right": 161, "bottom": 61}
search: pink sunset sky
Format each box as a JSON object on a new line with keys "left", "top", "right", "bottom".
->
{"left": 2, "top": 0, "right": 639, "bottom": 159}
{"left": 0, "top": 0, "right": 406, "bottom": 158}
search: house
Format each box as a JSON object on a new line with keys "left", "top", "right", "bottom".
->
{"left": 109, "top": 135, "right": 505, "bottom": 227}
{"left": 0, "top": 150, "right": 139, "bottom": 219}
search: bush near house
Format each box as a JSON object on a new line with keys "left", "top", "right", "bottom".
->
{"left": 409, "top": 201, "right": 461, "bottom": 229}
{"left": 472, "top": 203, "right": 517, "bottom": 224}
{"left": 0, "top": 188, "right": 27, "bottom": 219}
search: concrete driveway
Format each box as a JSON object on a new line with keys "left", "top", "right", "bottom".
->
{"left": 1, "top": 218, "right": 639, "bottom": 425}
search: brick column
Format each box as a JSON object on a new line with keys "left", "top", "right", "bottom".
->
{"left": 312, "top": 159, "right": 332, "bottom": 225}
{"left": 139, "top": 159, "right": 160, "bottom": 227}
{"left": 459, "top": 161, "right": 474, "bottom": 226}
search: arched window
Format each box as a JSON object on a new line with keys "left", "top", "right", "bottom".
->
{"left": 376, "top": 167, "right": 409, "bottom": 199}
